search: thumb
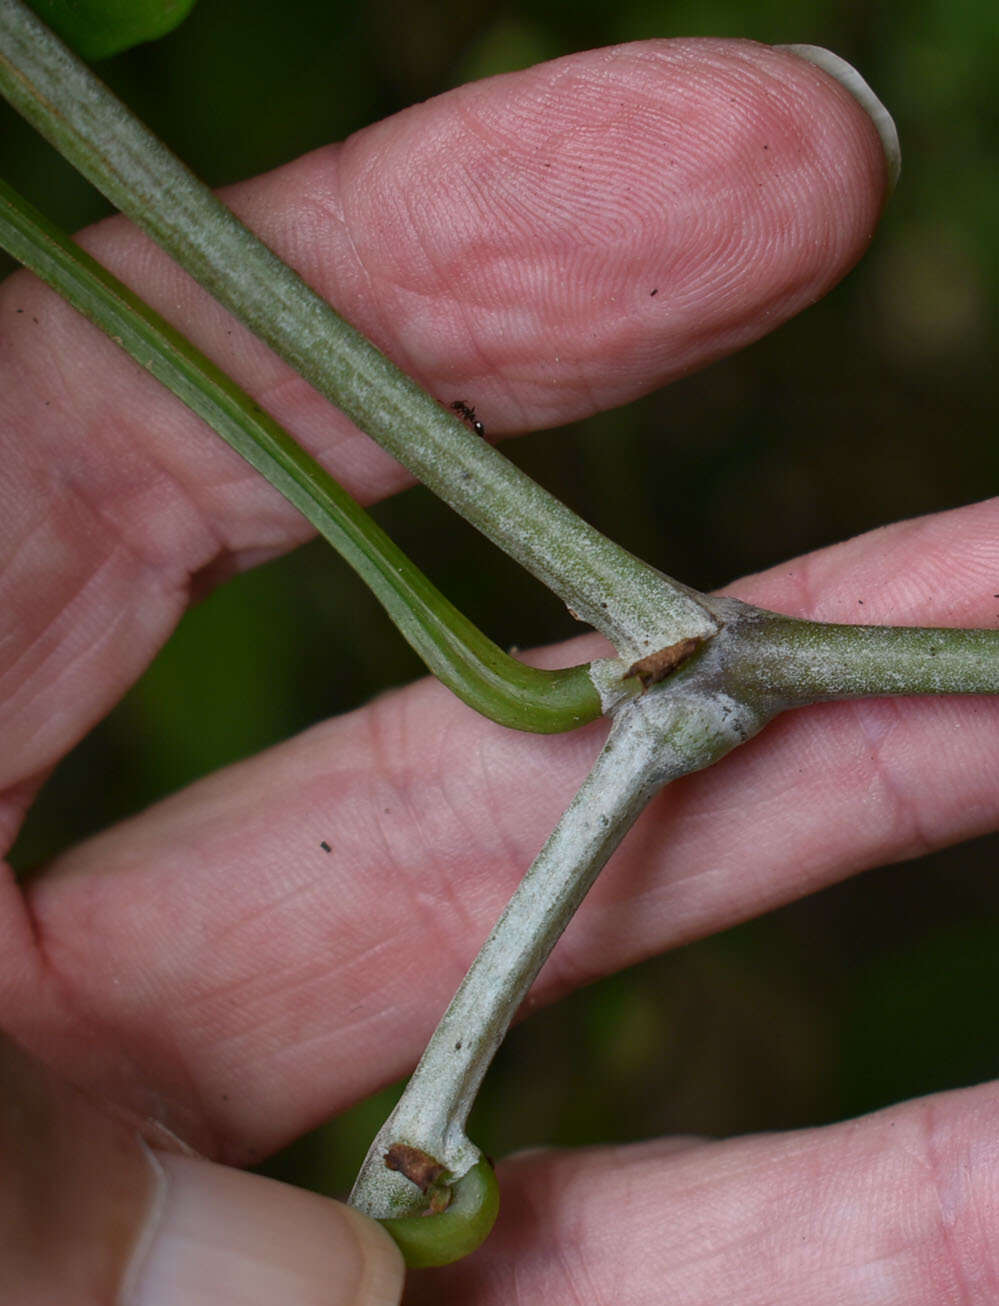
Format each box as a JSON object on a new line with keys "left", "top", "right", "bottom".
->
{"left": 0, "top": 1033, "right": 403, "bottom": 1306}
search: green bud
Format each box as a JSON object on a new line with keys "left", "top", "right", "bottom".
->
{"left": 378, "top": 1158, "right": 500, "bottom": 1269}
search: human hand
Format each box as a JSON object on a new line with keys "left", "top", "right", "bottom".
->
{"left": 1, "top": 37, "right": 995, "bottom": 1305}
{"left": 0, "top": 1032, "right": 404, "bottom": 1304}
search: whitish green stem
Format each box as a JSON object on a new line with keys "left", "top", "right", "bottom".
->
{"left": 349, "top": 667, "right": 768, "bottom": 1219}
{"left": 0, "top": 0, "right": 718, "bottom": 658}
{"left": 731, "top": 607, "right": 999, "bottom": 702}
{"left": 349, "top": 597, "right": 996, "bottom": 1232}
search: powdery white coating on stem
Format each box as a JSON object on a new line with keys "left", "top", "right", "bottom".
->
{"left": 587, "top": 655, "right": 639, "bottom": 713}
{"left": 349, "top": 677, "right": 767, "bottom": 1219}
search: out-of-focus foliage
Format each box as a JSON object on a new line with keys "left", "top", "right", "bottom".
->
{"left": 26, "top": 0, "right": 198, "bottom": 60}
{"left": 2, "top": 0, "right": 996, "bottom": 1198}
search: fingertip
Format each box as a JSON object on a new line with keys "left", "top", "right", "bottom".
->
{"left": 122, "top": 1153, "right": 405, "bottom": 1306}
{"left": 778, "top": 44, "right": 901, "bottom": 192}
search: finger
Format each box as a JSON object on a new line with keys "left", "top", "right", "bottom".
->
{"left": 7, "top": 499, "right": 995, "bottom": 1161}
{"left": 402, "top": 1081, "right": 999, "bottom": 1306}
{"left": 0, "top": 1032, "right": 403, "bottom": 1306}
{"left": 0, "top": 39, "right": 890, "bottom": 794}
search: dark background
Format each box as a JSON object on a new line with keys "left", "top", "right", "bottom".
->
{"left": 3, "top": 0, "right": 997, "bottom": 1198}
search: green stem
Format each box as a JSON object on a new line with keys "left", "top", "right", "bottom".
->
{"left": 729, "top": 607, "right": 999, "bottom": 704}
{"left": 0, "top": 176, "right": 604, "bottom": 732}
{"left": 0, "top": 0, "right": 718, "bottom": 659}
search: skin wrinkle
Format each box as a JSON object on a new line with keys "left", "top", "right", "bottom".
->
{"left": 12, "top": 864, "right": 143, "bottom": 1117}
{"left": 23, "top": 302, "right": 81, "bottom": 420}
{"left": 203, "top": 956, "right": 406, "bottom": 1136}
{"left": 919, "top": 1099, "right": 999, "bottom": 1306}
{"left": 846, "top": 697, "right": 937, "bottom": 859}
{"left": 555, "top": 1241, "right": 599, "bottom": 1306}
{"left": 170, "top": 861, "right": 395, "bottom": 1070}
{"left": 0, "top": 512, "right": 73, "bottom": 684}
{"left": 26, "top": 888, "right": 217, "bottom": 1156}
{"left": 379, "top": 184, "right": 449, "bottom": 385}
{"left": 919, "top": 1099, "right": 974, "bottom": 1306}
{"left": 2, "top": 546, "right": 142, "bottom": 748}
{"left": 345, "top": 104, "right": 526, "bottom": 412}
{"left": 469, "top": 737, "right": 543, "bottom": 915}
{"left": 16, "top": 836, "right": 238, "bottom": 1154}
{"left": 362, "top": 693, "right": 487, "bottom": 981}
{"left": 1, "top": 300, "right": 264, "bottom": 784}
{"left": 308, "top": 146, "right": 384, "bottom": 334}
{"left": 185, "top": 878, "right": 332, "bottom": 991}
{"left": 55, "top": 458, "right": 206, "bottom": 597}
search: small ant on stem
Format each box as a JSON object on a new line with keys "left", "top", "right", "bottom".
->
{"left": 450, "top": 399, "right": 485, "bottom": 437}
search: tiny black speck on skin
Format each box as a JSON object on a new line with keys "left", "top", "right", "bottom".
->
{"left": 320, "top": 840, "right": 331, "bottom": 853}
{"left": 650, "top": 288, "right": 658, "bottom": 296}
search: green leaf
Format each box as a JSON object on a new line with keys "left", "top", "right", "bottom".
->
{"left": 26, "top": 0, "right": 197, "bottom": 60}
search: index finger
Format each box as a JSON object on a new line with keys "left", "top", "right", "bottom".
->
{"left": 0, "top": 38, "right": 890, "bottom": 803}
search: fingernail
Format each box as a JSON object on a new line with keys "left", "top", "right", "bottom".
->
{"left": 779, "top": 44, "right": 901, "bottom": 191}
{"left": 121, "top": 1151, "right": 404, "bottom": 1306}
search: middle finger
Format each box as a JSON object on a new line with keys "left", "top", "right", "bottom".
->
{"left": 12, "top": 499, "right": 998, "bottom": 1162}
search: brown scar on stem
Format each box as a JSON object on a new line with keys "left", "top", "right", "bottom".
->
{"left": 626, "top": 636, "right": 704, "bottom": 689}
{"left": 384, "top": 1143, "right": 454, "bottom": 1216}
{"left": 384, "top": 1143, "right": 448, "bottom": 1192}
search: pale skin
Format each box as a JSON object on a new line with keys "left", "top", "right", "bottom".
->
{"left": 1, "top": 37, "right": 997, "bottom": 1305}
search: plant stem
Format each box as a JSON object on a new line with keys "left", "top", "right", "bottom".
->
{"left": 349, "top": 671, "right": 768, "bottom": 1219}
{"left": 348, "top": 596, "right": 997, "bottom": 1227}
{"left": 728, "top": 606, "right": 999, "bottom": 703}
{"left": 0, "top": 0, "right": 719, "bottom": 659}
{"left": 3, "top": 1, "right": 995, "bottom": 1266}
{"left": 0, "top": 175, "right": 608, "bottom": 732}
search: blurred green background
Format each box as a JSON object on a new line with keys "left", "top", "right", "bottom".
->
{"left": 3, "top": 0, "right": 997, "bottom": 1198}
